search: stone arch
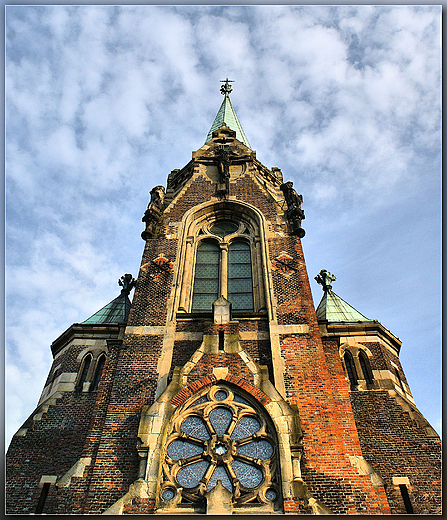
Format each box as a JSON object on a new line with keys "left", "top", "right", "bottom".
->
{"left": 130, "top": 364, "right": 304, "bottom": 515}
{"left": 171, "top": 199, "right": 276, "bottom": 320}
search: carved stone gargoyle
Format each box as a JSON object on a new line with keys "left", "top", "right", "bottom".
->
{"left": 280, "top": 181, "right": 305, "bottom": 238}
{"left": 141, "top": 185, "right": 165, "bottom": 239}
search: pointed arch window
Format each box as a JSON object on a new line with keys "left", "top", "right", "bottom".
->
{"left": 191, "top": 235, "right": 254, "bottom": 313}
{"left": 77, "top": 354, "right": 92, "bottom": 391}
{"left": 91, "top": 354, "right": 106, "bottom": 392}
{"left": 344, "top": 352, "right": 358, "bottom": 389}
{"left": 358, "top": 350, "right": 373, "bottom": 385}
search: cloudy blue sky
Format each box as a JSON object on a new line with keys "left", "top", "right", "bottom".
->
{"left": 5, "top": 5, "right": 441, "bottom": 448}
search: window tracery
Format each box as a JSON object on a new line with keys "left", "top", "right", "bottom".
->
{"left": 191, "top": 219, "right": 255, "bottom": 313}
{"left": 159, "top": 384, "right": 280, "bottom": 509}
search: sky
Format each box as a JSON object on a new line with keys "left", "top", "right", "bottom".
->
{"left": 5, "top": 5, "right": 441, "bottom": 449}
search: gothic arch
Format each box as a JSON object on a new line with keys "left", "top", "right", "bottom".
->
{"left": 170, "top": 199, "right": 276, "bottom": 320}
{"left": 130, "top": 370, "right": 303, "bottom": 515}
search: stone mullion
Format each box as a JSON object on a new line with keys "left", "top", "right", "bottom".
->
{"left": 220, "top": 243, "right": 228, "bottom": 300}
{"left": 179, "top": 237, "right": 194, "bottom": 312}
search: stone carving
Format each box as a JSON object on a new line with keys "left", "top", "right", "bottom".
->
{"left": 280, "top": 181, "right": 305, "bottom": 238}
{"left": 215, "top": 146, "right": 234, "bottom": 198}
{"left": 119, "top": 274, "right": 136, "bottom": 295}
{"left": 142, "top": 185, "right": 165, "bottom": 239}
{"left": 314, "top": 269, "right": 336, "bottom": 291}
{"left": 272, "top": 253, "right": 296, "bottom": 277}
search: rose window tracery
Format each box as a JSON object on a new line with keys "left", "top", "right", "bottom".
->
{"left": 159, "top": 385, "right": 280, "bottom": 508}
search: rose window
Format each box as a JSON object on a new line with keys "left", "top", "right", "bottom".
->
{"left": 159, "top": 385, "right": 280, "bottom": 508}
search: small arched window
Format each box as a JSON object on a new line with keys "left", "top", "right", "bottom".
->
{"left": 344, "top": 352, "right": 358, "bottom": 389}
{"left": 359, "top": 350, "right": 373, "bottom": 385}
{"left": 77, "top": 354, "right": 92, "bottom": 391}
{"left": 91, "top": 354, "right": 106, "bottom": 392}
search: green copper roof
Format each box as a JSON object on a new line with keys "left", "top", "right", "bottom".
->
{"left": 314, "top": 269, "right": 369, "bottom": 322}
{"left": 82, "top": 293, "right": 132, "bottom": 325}
{"left": 315, "top": 289, "right": 369, "bottom": 322}
{"left": 205, "top": 79, "right": 251, "bottom": 148}
{"left": 82, "top": 274, "right": 135, "bottom": 325}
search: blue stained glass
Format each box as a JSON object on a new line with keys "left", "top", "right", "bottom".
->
{"left": 209, "top": 407, "right": 233, "bottom": 435}
{"left": 181, "top": 416, "right": 210, "bottom": 440}
{"left": 167, "top": 440, "right": 203, "bottom": 460}
{"left": 193, "top": 396, "right": 208, "bottom": 406}
{"left": 233, "top": 395, "right": 250, "bottom": 405}
{"left": 237, "top": 440, "right": 273, "bottom": 460}
{"left": 177, "top": 460, "right": 209, "bottom": 489}
{"left": 231, "top": 416, "right": 261, "bottom": 440}
{"left": 214, "top": 390, "right": 228, "bottom": 401}
{"left": 265, "top": 488, "right": 277, "bottom": 501}
{"left": 207, "top": 465, "right": 233, "bottom": 492}
{"left": 231, "top": 460, "right": 263, "bottom": 488}
{"left": 162, "top": 488, "right": 176, "bottom": 501}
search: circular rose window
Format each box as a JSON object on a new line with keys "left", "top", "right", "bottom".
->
{"left": 159, "top": 385, "right": 280, "bottom": 508}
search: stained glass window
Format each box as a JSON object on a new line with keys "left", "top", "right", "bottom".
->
{"left": 161, "top": 385, "right": 280, "bottom": 509}
{"left": 228, "top": 241, "right": 254, "bottom": 311}
{"left": 209, "top": 407, "right": 232, "bottom": 435}
{"left": 167, "top": 440, "right": 203, "bottom": 460}
{"left": 181, "top": 416, "right": 210, "bottom": 440}
{"left": 210, "top": 221, "right": 238, "bottom": 237}
{"left": 176, "top": 460, "right": 209, "bottom": 488}
{"left": 192, "top": 241, "right": 220, "bottom": 311}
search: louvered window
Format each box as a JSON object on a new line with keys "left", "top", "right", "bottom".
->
{"left": 344, "top": 352, "right": 358, "bottom": 389}
{"left": 192, "top": 241, "right": 220, "bottom": 311}
{"left": 359, "top": 351, "right": 373, "bottom": 385}
{"left": 228, "top": 241, "right": 254, "bottom": 311}
{"left": 77, "top": 354, "right": 92, "bottom": 391}
{"left": 91, "top": 354, "right": 106, "bottom": 392}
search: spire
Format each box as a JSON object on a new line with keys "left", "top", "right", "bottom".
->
{"left": 82, "top": 274, "right": 136, "bottom": 325}
{"left": 315, "top": 270, "right": 369, "bottom": 322}
{"left": 205, "top": 79, "right": 251, "bottom": 148}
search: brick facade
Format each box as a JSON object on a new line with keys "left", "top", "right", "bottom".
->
{"left": 6, "top": 117, "right": 441, "bottom": 514}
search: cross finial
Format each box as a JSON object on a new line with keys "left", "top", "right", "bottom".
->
{"left": 220, "top": 78, "right": 234, "bottom": 96}
{"left": 315, "top": 269, "right": 336, "bottom": 292}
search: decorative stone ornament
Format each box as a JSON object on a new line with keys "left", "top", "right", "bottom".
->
{"left": 158, "top": 384, "right": 281, "bottom": 512}
{"left": 141, "top": 185, "right": 165, "bottom": 239}
{"left": 280, "top": 181, "right": 305, "bottom": 237}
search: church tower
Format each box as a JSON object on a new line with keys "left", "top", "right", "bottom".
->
{"left": 6, "top": 81, "right": 441, "bottom": 515}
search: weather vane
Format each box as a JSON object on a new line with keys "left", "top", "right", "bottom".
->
{"left": 220, "top": 78, "right": 234, "bottom": 95}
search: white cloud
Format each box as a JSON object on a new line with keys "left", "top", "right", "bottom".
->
{"left": 5, "top": 5, "right": 441, "bottom": 447}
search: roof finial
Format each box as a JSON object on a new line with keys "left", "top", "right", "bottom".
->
{"left": 119, "top": 273, "right": 136, "bottom": 296}
{"left": 315, "top": 269, "right": 336, "bottom": 292}
{"left": 220, "top": 78, "right": 234, "bottom": 96}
